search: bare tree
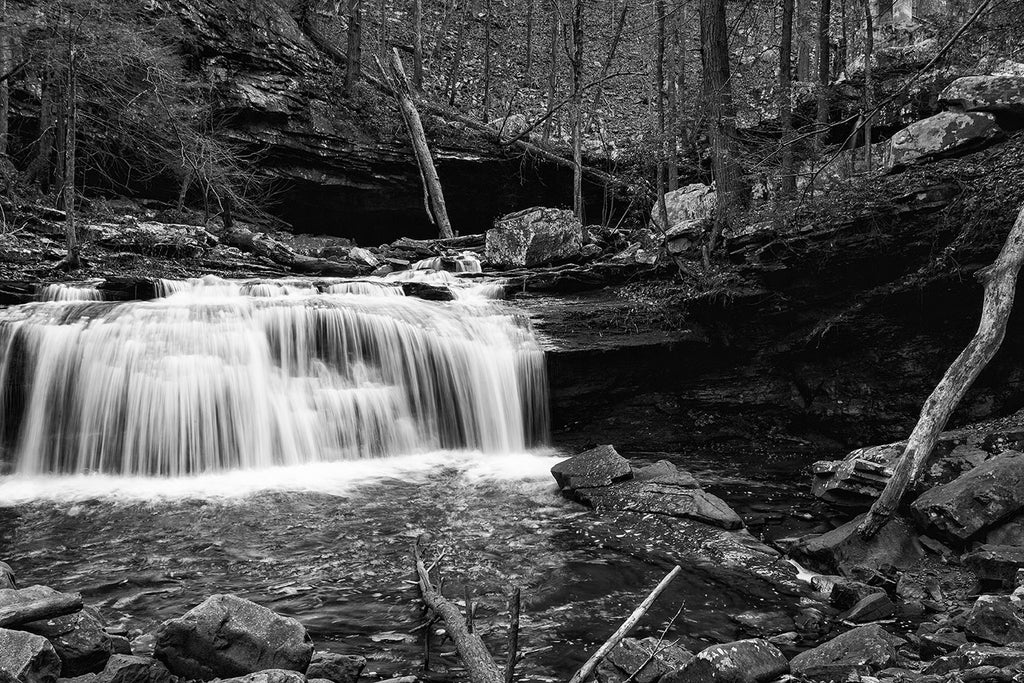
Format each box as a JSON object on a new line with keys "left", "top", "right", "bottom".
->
{"left": 344, "top": 0, "right": 363, "bottom": 94}
{"left": 816, "top": 0, "right": 831, "bottom": 147}
{"left": 0, "top": 0, "right": 10, "bottom": 158}
{"left": 567, "top": 0, "right": 585, "bottom": 220}
{"left": 780, "top": 0, "right": 796, "bottom": 196}
{"left": 482, "top": 0, "right": 493, "bottom": 120}
{"left": 446, "top": 0, "right": 469, "bottom": 105}
{"left": 542, "top": 0, "right": 559, "bottom": 142}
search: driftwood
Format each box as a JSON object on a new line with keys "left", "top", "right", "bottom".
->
{"left": 567, "top": 565, "right": 682, "bottom": 683}
{"left": 859, "top": 202, "right": 1024, "bottom": 537}
{"left": 0, "top": 591, "right": 83, "bottom": 628}
{"left": 413, "top": 544, "right": 503, "bottom": 683}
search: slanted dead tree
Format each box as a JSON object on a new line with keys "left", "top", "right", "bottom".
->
{"left": 859, "top": 203, "right": 1024, "bottom": 538}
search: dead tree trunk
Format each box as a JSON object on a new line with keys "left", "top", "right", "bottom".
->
{"left": 859, "top": 203, "right": 1024, "bottom": 538}
{"left": 0, "top": 592, "right": 83, "bottom": 628}
{"left": 414, "top": 544, "right": 503, "bottom": 683}
{"left": 385, "top": 49, "right": 454, "bottom": 238}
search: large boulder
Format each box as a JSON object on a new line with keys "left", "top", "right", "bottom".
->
{"left": 0, "top": 562, "right": 15, "bottom": 589}
{"left": 154, "top": 594, "right": 313, "bottom": 680}
{"left": 0, "top": 628, "right": 61, "bottom": 683}
{"left": 939, "top": 75, "right": 1024, "bottom": 119}
{"left": 94, "top": 656, "right": 174, "bottom": 683}
{"left": 885, "top": 111, "right": 1004, "bottom": 169}
{"left": 789, "top": 513, "right": 924, "bottom": 577}
{"left": 911, "top": 451, "right": 1024, "bottom": 541}
{"left": 650, "top": 184, "right": 716, "bottom": 232}
{"left": 486, "top": 208, "right": 583, "bottom": 267}
{"left": 789, "top": 624, "right": 905, "bottom": 682}
{"left": 965, "top": 544, "right": 1024, "bottom": 587}
{"left": 664, "top": 639, "right": 787, "bottom": 683}
{"left": 964, "top": 595, "right": 1024, "bottom": 645}
{"left": 23, "top": 608, "right": 112, "bottom": 676}
{"left": 550, "top": 445, "right": 632, "bottom": 492}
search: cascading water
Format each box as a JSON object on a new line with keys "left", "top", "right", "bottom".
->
{"left": 37, "top": 283, "right": 104, "bottom": 302}
{"left": 0, "top": 274, "right": 547, "bottom": 477}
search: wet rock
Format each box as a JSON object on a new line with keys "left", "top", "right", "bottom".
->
{"left": 730, "top": 610, "right": 795, "bottom": 638}
{"left": 939, "top": 75, "right": 1024, "bottom": 119}
{"left": 965, "top": 545, "right": 1024, "bottom": 587}
{"left": 790, "top": 513, "right": 924, "bottom": 577}
{"left": 841, "top": 592, "right": 896, "bottom": 623}
{"left": 0, "top": 628, "right": 61, "bottom": 683}
{"left": 911, "top": 451, "right": 1024, "bottom": 541}
{"left": 398, "top": 282, "right": 455, "bottom": 301}
{"left": 306, "top": 653, "right": 365, "bottom": 683}
{"left": 886, "top": 111, "right": 1004, "bottom": 169}
{"left": 550, "top": 445, "right": 632, "bottom": 492}
{"left": 633, "top": 461, "right": 699, "bottom": 487}
{"left": 664, "top": 639, "right": 787, "bottom": 683}
{"left": 0, "top": 562, "right": 15, "bottom": 589}
{"left": 486, "top": 208, "right": 583, "bottom": 268}
{"left": 596, "top": 637, "right": 693, "bottom": 683}
{"left": 574, "top": 483, "right": 743, "bottom": 530}
{"left": 964, "top": 595, "right": 1024, "bottom": 645}
{"left": 94, "top": 656, "right": 173, "bottom": 683}
{"left": 24, "top": 608, "right": 112, "bottom": 675}
{"left": 217, "top": 671, "right": 306, "bottom": 683}
{"left": 789, "top": 624, "right": 906, "bottom": 682}
{"left": 154, "top": 594, "right": 313, "bottom": 679}
{"left": 923, "top": 643, "right": 1024, "bottom": 675}
{"left": 108, "top": 638, "right": 131, "bottom": 657}
{"left": 830, "top": 579, "right": 885, "bottom": 610}
{"left": 794, "top": 607, "right": 829, "bottom": 637}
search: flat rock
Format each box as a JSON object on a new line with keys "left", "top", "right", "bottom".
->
{"left": 886, "top": 111, "right": 1004, "bottom": 169}
{"left": 575, "top": 482, "right": 743, "bottom": 530}
{"left": 790, "top": 513, "right": 924, "bottom": 577}
{"left": 94, "top": 656, "right": 174, "bottom": 683}
{"left": 154, "top": 594, "right": 313, "bottom": 679}
{"left": 939, "top": 75, "right": 1024, "bottom": 117}
{"left": 0, "top": 628, "right": 61, "bottom": 683}
{"left": 965, "top": 544, "right": 1024, "bottom": 587}
{"left": 306, "top": 653, "right": 365, "bottom": 683}
{"left": 911, "top": 451, "right": 1024, "bottom": 541}
{"left": 964, "top": 595, "right": 1024, "bottom": 645}
{"left": 789, "top": 624, "right": 906, "bottom": 682}
{"left": 664, "top": 639, "right": 787, "bottom": 683}
{"left": 550, "top": 445, "right": 632, "bottom": 492}
{"left": 633, "top": 460, "right": 699, "bottom": 487}
{"left": 924, "top": 643, "right": 1024, "bottom": 675}
{"left": 24, "top": 608, "right": 112, "bottom": 676}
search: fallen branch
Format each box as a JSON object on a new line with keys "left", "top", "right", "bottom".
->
{"left": 0, "top": 592, "right": 84, "bottom": 628}
{"left": 414, "top": 544, "right": 503, "bottom": 683}
{"left": 859, "top": 202, "right": 1024, "bottom": 537}
{"left": 504, "top": 587, "right": 521, "bottom": 683}
{"left": 567, "top": 565, "right": 682, "bottom": 683}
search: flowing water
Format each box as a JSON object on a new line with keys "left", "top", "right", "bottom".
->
{"left": 0, "top": 272, "right": 816, "bottom": 680}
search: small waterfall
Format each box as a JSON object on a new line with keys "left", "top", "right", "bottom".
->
{"left": 0, "top": 277, "right": 548, "bottom": 477}
{"left": 38, "top": 284, "right": 104, "bottom": 302}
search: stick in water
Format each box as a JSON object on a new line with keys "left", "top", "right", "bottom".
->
{"left": 567, "top": 566, "right": 683, "bottom": 683}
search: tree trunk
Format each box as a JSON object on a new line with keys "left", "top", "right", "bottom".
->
{"left": 413, "top": 0, "right": 424, "bottom": 89}
{"left": 700, "top": 0, "right": 745, "bottom": 252}
{"left": 482, "top": 0, "right": 492, "bottom": 120}
{"left": 780, "top": 0, "right": 796, "bottom": 196}
{"left": 667, "top": 7, "right": 680, "bottom": 192}
{"left": 525, "top": 0, "right": 534, "bottom": 81}
{"left": 859, "top": 203, "right": 1024, "bottom": 538}
{"left": 542, "top": 0, "right": 559, "bottom": 142}
{"left": 344, "top": 0, "right": 363, "bottom": 94}
{"left": 0, "top": 593, "right": 83, "bottom": 628}
{"left": 797, "top": 0, "right": 812, "bottom": 80}
{"left": 816, "top": 0, "right": 832, "bottom": 147}
{"left": 569, "top": 0, "right": 584, "bottom": 220}
{"left": 586, "top": 1, "right": 628, "bottom": 131}
{"left": 654, "top": 0, "right": 667, "bottom": 204}
{"left": 0, "top": 0, "right": 10, "bottom": 158}
{"left": 447, "top": 0, "right": 469, "bottom": 105}
{"left": 63, "top": 44, "right": 79, "bottom": 268}
{"left": 27, "top": 67, "right": 56, "bottom": 192}
{"left": 387, "top": 49, "right": 454, "bottom": 238}
{"left": 862, "top": 0, "right": 874, "bottom": 171}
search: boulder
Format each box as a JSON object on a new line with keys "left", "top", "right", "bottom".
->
{"left": 550, "top": 445, "right": 632, "bottom": 492}
{"left": 965, "top": 545, "right": 1024, "bottom": 587}
{"left": 596, "top": 637, "right": 693, "bottom": 683}
{"left": 486, "top": 208, "right": 583, "bottom": 267}
{"left": 0, "top": 562, "right": 15, "bottom": 589}
{"left": 633, "top": 461, "right": 699, "bottom": 486}
{"left": 789, "top": 624, "right": 905, "bottom": 682}
{"left": 650, "top": 184, "right": 716, "bottom": 233}
{"left": 0, "top": 628, "right": 61, "bottom": 683}
{"left": 399, "top": 282, "right": 455, "bottom": 301}
{"left": 840, "top": 591, "right": 896, "bottom": 623}
{"left": 911, "top": 451, "right": 1024, "bottom": 541}
{"left": 885, "top": 111, "right": 1004, "bottom": 169}
{"left": 923, "top": 643, "right": 1024, "bottom": 675}
{"left": 154, "top": 594, "right": 313, "bottom": 679}
{"left": 829, "top": 579, "right": 885, "bottom": 610}
{"left": 986, "top": 513, "right": 1024, "bottom": 546}
{"left": 664, "top": 639, "right": 787, "bottom": 683}
{"left": 23, "top": 608, "right": 112, "bottom": 676}
{"left": 964, "top": 595, "right": 1024, "bottom": 645}
{"left": 94, "top": 656, "right": 173, "bottom": 683}
{"left": 790, "top": 513, "right": 924, "bottom": 577}
{"left": 574, "top": 483, "right": 743, "bottom": 530}
{"left": 217, "top": 671, "right": 306, "bottom": 683}
{"left": 306, "top": 653, "right": 365, "bottom": 683}
{"left": 939, "top": 75, "right": 1024, "bottom": 119}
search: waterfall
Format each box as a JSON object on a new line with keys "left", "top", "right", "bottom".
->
{"left": 0, "top": 276, "right": 548, "bottom": 477}
{"left": 37, "top": 283, "right": 104, "bottom": 302}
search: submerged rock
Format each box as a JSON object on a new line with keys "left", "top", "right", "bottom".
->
{"left": 306, "top": 653, "right": 365, "bottom": 683}
{"left": 911, "top": 451, "right": 1024, "bottom": 541}
{"left": 94, "top": 656, "right": 174, "bottom": 683}
{"left": 665, "top": 638, "right": 787, "bottom": 683}
{"left": 789, "top": 624, "right": 905, "bottom": 682}
{"left": 486, "top": 208, "right": 583, "bottom": 268}
{"left": 154, "top": 594, "right": 313, "bottom": 679}
{"left": 550, "top": 445, "right": 632, "bottom": 492}
{"left": 0, "top": 628, "right": 61, "bottom": 683}
{"left": 23, "top": 608, "right": 112, "bottom": 676}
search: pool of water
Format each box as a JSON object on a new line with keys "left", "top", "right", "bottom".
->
{"left": 0, "top": 448, "right": 824, "bottom": 681}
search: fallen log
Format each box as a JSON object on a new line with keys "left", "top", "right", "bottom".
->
{"left": 413, "top": 544, "right": 503, "bottom": 683}
{"left": 220, "top": 226, "right": 365, "bottom": 277}
{"left": 859, "top": 202, "right": 1024, "bottom": 538}
{"left": 0, "top": 591, "right": 83, "bottom": 628}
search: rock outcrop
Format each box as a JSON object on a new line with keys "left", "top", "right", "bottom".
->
{"left": 486, "top": 208, "right": 584, "bottom": 267}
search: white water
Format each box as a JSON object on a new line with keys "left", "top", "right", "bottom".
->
{"left": 37, "top": 283, "right": 104, "bottom": 302}
{"left": 0, "top": 275, "right": 547, "bottom": 477}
